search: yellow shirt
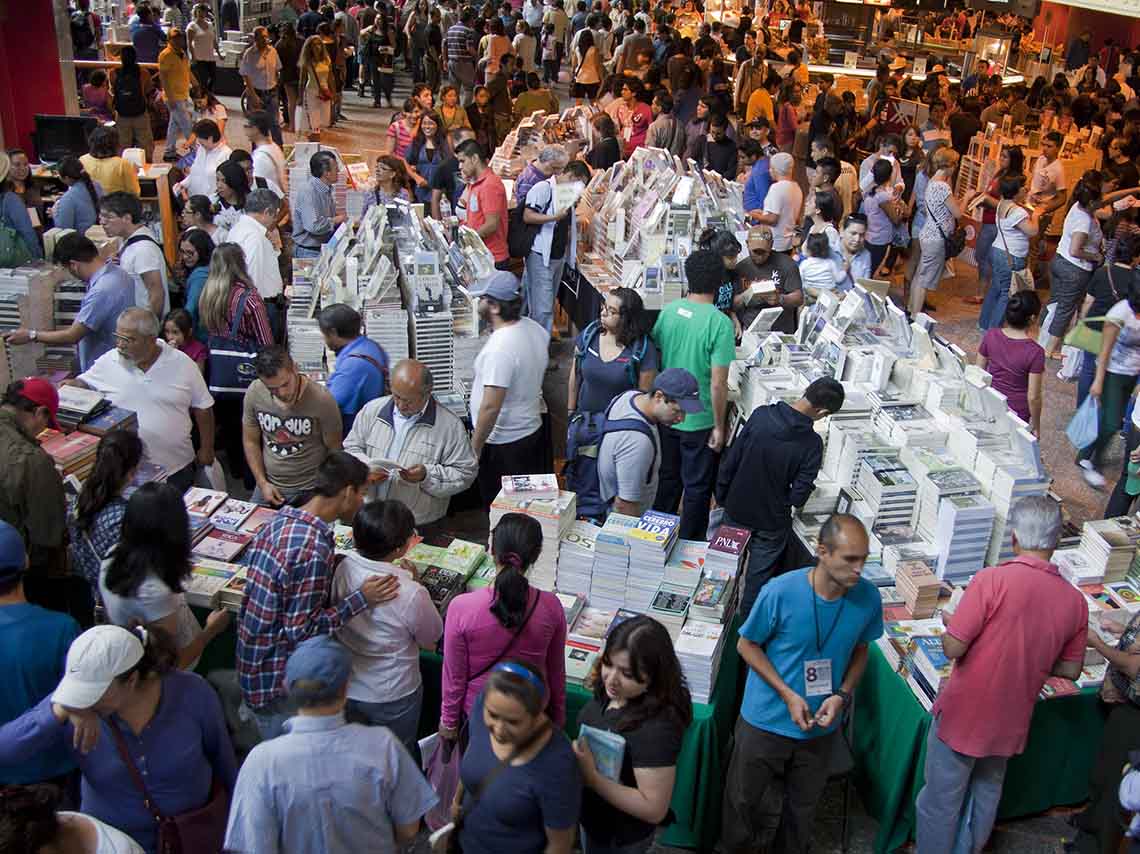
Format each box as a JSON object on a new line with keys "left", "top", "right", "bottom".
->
{"left": 793, "top": 63, "right": 810, "bottom": 87}
{"left": 158, "top": 47, "right": 192, "bottom": 102}
{"left": 746, "top": 88, "right": 774, "bottom": 124}
{"left": 79, "top": 154, "right": 141, "bottom": 197}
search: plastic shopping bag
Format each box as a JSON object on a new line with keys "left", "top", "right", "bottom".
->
{"left": 1066, "top": 395, "right": 1100, "bottom": 450}
{"left": 420, "top": 733, "right": 461, "bottom": 832}
{"left": 1057, "top": 345, "right": 1084, "bottom": 383}
{"left": 1037, "top": 302, "right": 1057, "bottom": 348}
{"left": 195, "top": 460, "right": 227, "bottom": 491}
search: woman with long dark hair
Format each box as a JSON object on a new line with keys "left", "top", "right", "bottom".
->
{"left": 0, "top": 782, "right": 146, "bottom": 853}
{"left": 179, "top": 226, "right": 215, "bottom": 342}
{"left": 99, "top": 482, "right": 230, "bottom": 670}
{"left": 969, "top": 145, "right": 1025, "bottom": 308}
{"left": 70, "top": 431, "right": 144, "bottom": 605}
{"left": 210, "top": 160, "right": 249, "bottom": 237}
{"left": 568, "top": 287, "right": 658, "bottom": 416}
{"left": 574, "top": 616, "right": 693, "bottom": 854}
{"left": 405, "top": 111, "right": 449, "bottom": 205}
{"left": 439, "top": 513, "right": 567, "bottom": 750}
{"left": 51, "top": 156, "right": 103, "bottom": 235}
{"left": 979, "top": 174, "right": 1039, "bottom": 330}
{"left": 180, "top": 193, "right": 219, "bottom": 242}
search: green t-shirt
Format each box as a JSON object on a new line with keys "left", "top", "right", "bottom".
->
{"left": 651, "top": 298, "right": 736, "bottom": 433}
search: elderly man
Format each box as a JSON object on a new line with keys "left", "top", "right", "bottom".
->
{"left": 915, "top": 496, "right": 1087, "bottom": 854}
{"left": 749, "top": 153, "right": 803, "bottom": 254}
{"left": 239, "top": 27, "right": 284, "bottom": 146}
{"left": 227, "top": 188, "right": 286, "bottom": 341}
{"left": 344, "top": 359, "right": 477, "bottom": 531}
{"left": 225, "top": 635, "right": 437, "bottom": 851}
{"left": 319, "top": 303, "right": 388, "bottom": 434}
{"left": 71, "top": 308, "right": 215, "bottom": 493}
{"left": 293, "top": 151, "right": 347, "bottom": 259}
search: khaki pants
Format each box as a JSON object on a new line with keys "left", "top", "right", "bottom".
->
{"left": 115, "top": 113, "right": 153, "bottom": 163}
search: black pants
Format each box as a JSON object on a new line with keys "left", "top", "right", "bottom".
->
{"left": 1072, "top": 702, "right": 1140, "bottom": 854}
{"left": 216, "top": 396, "right": 254, "bottom": 489}
{"left": 1106, "top": 424, "right": 1140, "bottom": 518}
{"left": 477, "top": 428, "right": 545, "bottom": 509}
{"left": 192, "top": 60, "right": 216, "bottom": 92}
{"left": 724, "top": 517, "right": 791, "bottom": 619}
{"left": 652, "top": 425, "right": 718, "bottom": 540}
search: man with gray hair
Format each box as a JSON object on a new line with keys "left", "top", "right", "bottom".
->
{"left": 69, "top": 307, "right": 215, "bottom": 492}
{"left": 512, "top": 143, "right": 569, "bottom": 208}
{"left": 344, "top": 359, "right": 477, "bottom": 531}
{"left": 748, "top": 151, "right": 803, "bottom": 253}
{"left": 228, "top": 187, "right": 285, "bottom": 340}
{"left": 915, "top": 494, "right": 1088, "bottom": 854}
{"left": 225, "top": 635, "right": 438, "bottom": 852}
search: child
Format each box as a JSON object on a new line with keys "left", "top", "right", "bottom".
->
{"left": 541, "top": 22, "right": 558, "bottom": 85}
{"left": 466, "top": 86, "right": 497, "bottom": 152}
{"left": 164, "top": 308, "right": 208, "bottom": 375}
{"left": 798, "top": 231, "right": 846, "bottom": 298}
{"left": 509, "top": 54, "right": 528, "bottom": 98}
{"left": 81, "top": 70, "right": 114, "bottom": 122}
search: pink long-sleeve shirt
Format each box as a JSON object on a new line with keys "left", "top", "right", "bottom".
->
{"left": 440, "top": 586, "right": 567, "bottom": 730}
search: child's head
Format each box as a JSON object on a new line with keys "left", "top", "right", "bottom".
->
{"left": 805, "top": 231, "right": 831, "bottom": 259}
{"left": 474, "top": 86, "right": 490, "bottom": 106}
{"left": 89, "top": 69, "right": 108, "bottom": 89}
{"left": 163, "top": 308, "right": 194, "bottom": 348}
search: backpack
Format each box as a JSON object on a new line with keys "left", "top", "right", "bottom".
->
{"left": 71, "top": 10, "right": 96, "bottom": 51}
{"left": 563, "top": 393, "right": 658, "bottom": 521}
{"left": 113, "top": 68, "right": 147, "bottom": 118}
{"left": 508, "top": 177, "right": 552, "bottom": 259}
{"left": 573, "top": 320, "right": 650, "bottom": 389}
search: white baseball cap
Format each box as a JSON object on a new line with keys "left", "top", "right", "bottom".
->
{"left": 52, "top": 625, "right": 144, "bottom": 710}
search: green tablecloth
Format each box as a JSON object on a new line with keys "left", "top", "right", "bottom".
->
{"left": 853, "top": 644, "right": 1108, "bottom": 854}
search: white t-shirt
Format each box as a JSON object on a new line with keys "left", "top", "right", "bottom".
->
{"left": 995, "top": 203, "right": 1030, "bottom": 258}
{"left": 1107, "top": 299, "right": 1140, "bottom": 376}
{"left": 79, "top": 340, "right": 214, "bottom": 474}
{"left": 253, "top": 142, "right": 288, "bottom": 193}
{"left": 470, "top": 317, "right": 549, "bottom": 444}
{"left": 185, "top": 20, "right": 217, "bottom": 62}
{"left": 763, "top": 179, "right": 804, "bottom": 252}
{"left": 1030, "top": 155, "right": 1066, "bottom": 201}
{"left": 58, "top": 813, "right": 144, "bottom": 854}
{"left": 120, "top": 227, "right": 171, "bottom": 317}
{"left": 1058, "top": 204, "right": 1101, "bottom": 271}
{"left": 98, "top": 560, "right": 202, "bottom": 665}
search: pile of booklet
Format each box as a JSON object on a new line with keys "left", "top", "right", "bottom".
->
{"left": 674, "top": 620, "right": 728, "bottom": 703}
{"left": 647, "top": 579, "right": 697, "bottom": 640}
{"left": 590, "top": 513, "right": 638, "bottom": 610}
{"left": 489, "top": 488, "right": 577, "bottom": 591}
{"left": 556, "top": 520, "right": 599, "bottom": 597}
{"left": 933, "top": 493, "right": 996, "bottom": 583}
{"left": 625, "top": 511, "right": 681, "bottom": 612}
{"left": 55, "top": 385, "right": 107, "bottom": 431}
{"left": 1079, "top": 517, "right": 1140, "bottom": 585}
{"left": 894, "top": 558, "right": 940, "bottom": 618}
{"left": 705, "top": 524, "right": 751, "bottom": 581}
{"left": 688, "top": 574, "right": 736, "bottom": 624}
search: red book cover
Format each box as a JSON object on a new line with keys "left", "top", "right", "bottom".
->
{"left": 193, "top": 529, "right": 252, "bottom": 561}
{"left": 708, "top": 525, "right": 751, "bottom": 557}
{"left": 40, "top": 430, "right": 99, "bottom": 463}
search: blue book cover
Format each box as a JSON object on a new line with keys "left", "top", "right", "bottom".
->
{"left": 912, "top": 635, "right": 951, "bottom": 673}
{"left": 630, "top": 510, "right": 680, "bottom": 548}
{"left": 579, "top": 724, "right": 626, "bottom": 781}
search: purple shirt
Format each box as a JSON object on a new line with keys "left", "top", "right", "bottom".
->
{"left": 978, "top": 328, "right": 1045, "bottom": 422}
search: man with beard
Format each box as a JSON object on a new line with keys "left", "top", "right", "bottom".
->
{"left": 733, "top": 225, "right": 804, "bottom": 333}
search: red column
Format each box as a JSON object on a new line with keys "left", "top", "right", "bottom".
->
{"left": 0, "top": 0, "right": 68, "bottom": 156}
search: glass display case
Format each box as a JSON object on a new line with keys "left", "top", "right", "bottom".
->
{"left": 972, "top": 29, "right": 1014, "bottom": 74}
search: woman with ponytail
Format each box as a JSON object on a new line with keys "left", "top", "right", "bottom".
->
{"left": 439, "top": 512, "right": 567, "bottom": 749}
{"left": 0, "top": 625, "right": 237, "bottom": 854}
{"left": 52, "top": 155, "right": 103, "bottom": 235}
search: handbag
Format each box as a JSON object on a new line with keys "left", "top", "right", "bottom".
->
{"left": 996, "top": 201, "right": 1035, "bottom": 293}
{"left": 1065, "top": 315, "right": 1110, "bottom": 354}
{"left": 928, "top": 197, "right": 966, "bottom": 259}
{"left": 207, "top": 288, "right": 259, "bottom": 397}
{"left": 108, "top": 720, "right": 228, "bottom": 854}
{"left": 0, "top": 193, "right": 34, "bottom": 268}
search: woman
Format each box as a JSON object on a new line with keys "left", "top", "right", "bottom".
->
{"left": 71, "top": 431, "right": 144, "bottom": 608}
{"left": 573, "top": 29, "right": 604, "bottom": 102}
{"left": 0, "top": 783, "right": 145, "bottom": 854}
{"left": 7, "top": 148, "right": 43, "bottom": 216}
{"left": 363, "top": 155, "right": 414, "bottom": 214}
{"left": 568, "top": 286, "right": 657, "bottom": 415}
{"left": 806, "top": 189, "right": 843, "bottom": 255}
{"left": 976, "top": 291, "right": 1045, "bottom": 435}
{"left": 1079, "top": 278, "right": 1140, "bottom": 488}
{"left": 514, "top": 20, "right": 537, "bottom": 74}
{"left": 481, "top": 17, "right": 513, "bottom": 77}
{"left": 190, "top": 86, "right": 228, "bottom": 135}
{"left": 405, "top": 111, "right": 449, "bottom": 205}
{"left": 617, "top": 79, "right": 652, "bottom": 157}
{"left": 911, "top": 147, "right": 961, "bottom": 316}
{"left": 298, "top": 34, "right": 334, "bottom": 138}
{"left": 438, "top": 85, "right": 472, "bottom": 133}
{"left": 413, "top": 83, "right": 435, "bottom": 115}
{"left": 52, "top": 156, "right": 103, "bottom": 235}
{"left": 980, "top": 174, "right": 1038, "bottom": 330}
{"left": 1077, "top": 242, "right": 1138, "bottom": 408}
{"left": 386, "top": 98, "right": 422, "bottom": 160}
{"left": 320, "top": 20, "right": 349, "bottom": 125}
{"left": 775, "top": 81, "right": 803, "bottom": 152}
{"left": 899, "top": 124, "right": 925, "bottom": 202}
{"left": 1044, "top": 173, "right": 1104, "bottom": 358}
{"left": 425, "top": 8, "right": 444, "bottom": 93}
{"left": 970, "top": 145, "right": 1025, "bottom": 308}
{"left": 332, "top": 499, "right": 443, "bottom": 754}
{"left": 404, "top": 0, "right": 430, "bottom": 81}
{"left": 1027, "top": 75, "right": 1049, "bottom": 110}
{"left": 178, "top": 227, "right": 214, "bottom": 342}
{"left": 109, "top": 46, "right": 154, "bottom": 162}
{"left": 276, "top": 22, "right": 302, "bottom": 132}
{"left": 452, "top": 660, "right": 580, "bottom": 854}
{"left": 79, "top": 126, "right": 141, "bottom": 197}
{"left": 467, "top": 86, "right": 498, "bottom": 152}
{"left": 81, "top": 69, "right": 115, "bottom": 123}
{"left": 210, "top": 160, "right": 249, "bottom": 237}
{"left": 905, "top": 141, "right": 947, "bottom": 283}
{"left": 588, "top": 114, "right": 623, "bottom": 171}
{"left": 180, "top": 194, "right": 219, "bottom": 243}
{"left": 861, "top": 158, "right": 899, "bottom": 277}
{"left": 0, "top": 625, "right": 237, "bottom": 854}
{"left": 0, "top": 152, "right": 41, "bottom": 261}
{"left": 439, "top": 513, "right": 568, "bottom": 747}
{"left": 163, "top": 307, "right": 207, "bottom": 374}
{"left": 574, "top": 616, "right": 692, "bottom": 854}
{"left": 99, "top": 483, "right": 230, "bottom": 671}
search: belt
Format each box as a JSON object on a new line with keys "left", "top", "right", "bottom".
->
{"left": 295, "top": 243, "right": 324, "bottom": 251}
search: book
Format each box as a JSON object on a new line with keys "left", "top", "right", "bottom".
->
{"left": 77, "top": 406, "right": 137, "bottom": 436}
{"left": 192, "top": 529, "right": 253, "bottom": 561}
{"left": 606, "top": 608, "right": 642, "bottom": 637}
{"left": 183, "top": 558, "right": 242, "bottom": 609}
{"left": 578, "top": 724, "right": 626, "bottom": 781}
{"left": 420, "top": 565, "right": 466, "bottom": 613}
{"left": 183, "top": 488, "right": 228, "bottom": 519}
{"left": 500, "top": 473, "right": 560, "bottom": 500}
{"left": 564, "top": 639, "right": 600, "bottom": 685}
{"left": 240, "top": 506, "right": 278, "bottom": 534}
{"left": 627, "top": 510, "right": 681, "bottom": 550}
{"left": 569, "top": 607, "right": 615, "bottom": 646}
{"left": 555, "top": 592, "right": 586, "bottom": 629}
{"left": 209, "top": 499, "right": 259, "bottom": 531}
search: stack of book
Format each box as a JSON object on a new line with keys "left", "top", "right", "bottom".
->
{"left": 441, "top": 539, "right": 486, "bottom": 580}
{"left": 410, "top": 310, "right": 455, "bottom": 393}
{"left": 874, "top": 618, "right": 944, "bottom": 672}
{"left": 591, "top": 513, "right": 638, "bottom": 610}
{"left": 894, "top": 558, "right": 940, "bottom": 618}
{"left": 626, "top": 511, "right": 681, "bottom": 612}
{"left": 705, "top": 524, "right": 751, "bottom": 581}
{"left": 184, "top": 558, "right": 245, "bottom": 610}
{"left": 555, "top": 592, "right": 586, "bottom": 629}
{"left": 872, "top": 402, "right": 947, "bottom": 448}
{"left": 688, "top": 574, "right": 736, "bottom": 623}
{"left": 489, "top": 489, "right": 577, "bottom": 591}
{"left": 500, "top": 474, "right": 559, "bottom": 500}
{"left": 1106, "top": 580, "right": 1140, "bottom": 613}
{"left": 664, "top": 539, "right": 707, "bottom": 588}
{"left": 913, "top": 467, "right": 984, "bottom": 541}
{"left": 557, "top": 520, "right": 599, "bottom": 597}
{"left": 39, "top": 430, "right": 99, "bottom": 480}
{"left": 647, "top": 579, "right": 698, "bottom": 639}
{"left": 882, "top": 541, "right": 940, "bottom": 577}
{"left": 909, "top": 634, "right": 953, "bottom": 711}
{"left": 1079, "top": 518, "right": 1140, "bottom": 585}
{"left": 933, "top": 493, "right": 996, "bottom": 583}
{"left": 55, "top": 385, "right": 107, "bottom": 431}
{"left": 564, "top": 638, "right": 600, "bottom": 685}
{"left": 675, "top": 620, "right": 727, "bottom": 703}
{"left": 77, "top": 406, "right": 138, "bottom": 437}
{"left": 854, "top": 454, "right": 918, "bottom": 526}
{"left": 569, "top": 607, "right": 614, "bottom": 648}
{"left": 183, "top": 488, "right": 227, "bottom": 521}
{"left": 792, "top": 512, "right": 830, "bottom": 551}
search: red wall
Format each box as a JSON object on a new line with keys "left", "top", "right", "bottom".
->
{"left": 1034, "top": 2, "right": 1140, "bottom": 56}
{"left": 0, "top": 0, "right": 68, "bottom": 156}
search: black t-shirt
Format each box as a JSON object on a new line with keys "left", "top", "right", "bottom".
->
{"left": 788, "top": 17, "right": 806, "bottom": 44}
{"left": 588, "top": 137, "right": 623, "bottom": 171}
{"left": 576, "top": 698, "right": 685, "bottom": 846}
{"left": 430, "top": 154, "right": 462, "bottom": 206}
{"left": 1087, "top": 264, "right": 1127, "bottom": 317}
{"left": 735, "top": 253, "right": 802, "bottom": 333}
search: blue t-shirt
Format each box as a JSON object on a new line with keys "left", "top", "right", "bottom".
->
{"left": 327, "top": 335, "right": 388, "bottom": 434}
{"left": 184, "top": 265, "right": 210, "bottom": 343}
{"left": 740, "top": 567, "right": 883, "bottom": 740}
{"left": 743, "top": 157, "right": 772, "bottom": 213}
{"left": 574, "top": 328, "right": 659, "bottom": 414}
{"left": 458, "top": 694, "right": 581, "bottom": 854}
{"left": 76, "top": 262, "right": 135, "bottom": 372}
{"left": 0, "top": 603, "right": 80, "bottom": 784}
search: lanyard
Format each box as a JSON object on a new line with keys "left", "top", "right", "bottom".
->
{"left": 810, "top": 568, "right": 845, "bottom": 654}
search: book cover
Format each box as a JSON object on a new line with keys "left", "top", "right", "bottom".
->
{"left": 192, "top": 529, "right": 253, "bottom": 561}
{"left": 40, "top": 430, "right": 99, "bottom": 462}
{"left": 570, "top": 608, "right": 615, "bottom": 644}
{"left": 708, "top": 525, "right": 751, "bottom": 558}
{"left": 501, "top": 473, "right": 560, "bottom": 499}
{"left": 565, "top": 641, "right": 600, "bottom": 683}
{"left": 578, "top": 724, "right": 626, "bottom": 781}
{"left": 210, "top": 499, "right": 258, "bottom": 531}
{"left": 240, "top": 507, "right": 278, "bottom": 534}
{"left": 78, "top": 406, "right": 137, "bottom": 435}
{"left": 628, "top": 510, "right": 680, "bottom": 549}
{"left": 555, "top": 592, "right": 586, "bottom": 629}
{"left": 606, "top": 608, "right": 642, "bottom": 637}
{"left": 183, "top": 488, "right": 228, "bottom": 518}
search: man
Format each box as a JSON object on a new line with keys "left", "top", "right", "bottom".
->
{"left": 1066, "top": 30, "right": 1092, "bottom": 71}
{"left": 948, "top": 97, "right": 982, "bottom": 155}
{"left": 171, "top": 118, "right": 232, "bottom": 199}
{"left": 750, "top": 153, "right": 803, "bottom": 254}
{"left": 651, "top": 249, "right": 735, "bottom": 540}
{"left": 742, "top": 151, "right": 772, "bottom": 218}
{"left": 456, "top": 140, "right": 509, "bottom": 269}
{"left": 319, "top": 303, "right": 387, "bottom": 434}
{"left": 645, "top": 91, "right": 686, "bottom": 156}
{"left": 615, "top": 16, "right": 650, "bottom": 75}
{"left": 745, "top": 69, "right": 778, "bottom": 124}
{"left": 595, "top": 368, "right": 701, "bottom": 519}
{"left": 345, "top": 359, "right": 477, "bottom": 530}
{"left": 979, "top": 88, "right": 1015, "bottom": 129}
{"left": 733, "top": 225, "right": 803, "bottom": 334}
{"left": 721, "top": 514, "right": 883, "bottom": 854}
{"left": 921, "top": 100, "right": 952, "bottom": 152}
{"left": 334, "top": 0, "right": 360, "bottom": 88}
{"left": 430, "top": 127, "right": 475, "bottom": 220}
{"left": 158, "top": 28, "right": 196, "bottom": 162}
{"left": 803, "top": 155, "right": 839, "bottom": 223}
{"left": 240, "top": 27, "right": 284, "bottom": 146}
{"left": 0, "top": 521, "right": 79, "bottom": 785}
{"left": 836, "top": 213, "right": 873, "bottom": 290}
{"left": 810, "top": 137, "right": 859, "bottom": 219}
{"left": 0, "top": 380, "right": 68, "bottom": 603}
{"left": 513, "top": 73, "right": 561, "bottom": 125}
{"left": 468, "top": 271, "right": 549, "bottom": 508}
{"left": 227, "top": 188, "right": 286, "bottom": 341}
{"left": 915, "top": 496, "right": 1087, "bottom": 854}
{"left": 733, "top": 42, "right": 765, "bottom": 118}
{"left": 226, "top": 635, "right": 437, "bottom": 850}
{"left": 4, "top": 233, "right": 133, "bottom": 372}
{"left": 293, "top": 151, "right": 347, "bottom": 259}
{"left": 1028, "top": 131, "right": 1069, "bottom": 307}
{"left": 542, "top": 0, "right": 570, "bottom": 76}
{"left": 237, "top": 452, "right": 399, "bottom": 739}
{"left": 98, "top": 192, "right": 171, "bottom": 319}
{"left": 72, "top": 308, "right": 215, "bottom": 493}
{"left": 298, "top": 0, "right": 325, "bottom": 37}
{"left": 244, "top": 345, "right": 344, "bottom": 506}
{"left": 443, "top": 7, "right": 478, "bottom": 102}
{"left": 717, "top": 378, "right": 845, "bottom": 614}
{"left": 689, "top": 113, "right": 738, "bottom": 178}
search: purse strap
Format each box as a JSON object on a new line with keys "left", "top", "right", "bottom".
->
{"left": 996, "top": 200, "right": 1016, "bottom": 266}
{"left": 455, "top": 718, "right": 552, "bottom": 830}
{"left": 228, "top": 288, "right": 253, "bottom": 341}
{"left": 108, "top": 718, "right": 166, "bottom": 823}
{"left": 469, "top": 589, "right": 542, "bottom": 685}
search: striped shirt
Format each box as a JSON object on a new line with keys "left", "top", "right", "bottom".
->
{"left": 445, "top": 22, "right": 476, "bottom": 63}
{"left": 292, "top": 174, "right": 338, "bottom": 250}
{"left": 386, "top": 117, "right": 417, "bottom": 159}
{"left": 223, "top": 285, "right": 274, "bottom": 347}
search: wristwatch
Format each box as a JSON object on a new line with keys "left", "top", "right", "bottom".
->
{"left": 834, "top": 688, "right": 852, "bottom": 708}
{"left": 28, "top": 329, "right": 37, "bottom": 342}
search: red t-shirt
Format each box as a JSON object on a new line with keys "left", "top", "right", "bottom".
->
{"left": 461, "top": 169, "right": 509, "bottom": 262}
{"left": 933, "top": 555, "right": 1087, "bottom": 758}
{"left": 978, "top": 328, "right": 1045, "bottom": 424}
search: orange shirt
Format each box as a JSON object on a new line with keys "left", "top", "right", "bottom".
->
{"left": 461, "top": 169, "right": 509, "bottom": 262}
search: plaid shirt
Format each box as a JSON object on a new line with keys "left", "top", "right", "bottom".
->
{"left": 236, "top": 505, "right": 368, "bottom": 710}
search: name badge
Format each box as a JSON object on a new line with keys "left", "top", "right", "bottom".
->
{"left": 676, "top": 307, "right": 693, "bottom": 319}
{"left": 804, "top": 658, "right": 832, "bottom": 697}
{"left": 469, "top": 193, "right": 480, "bottom": 213}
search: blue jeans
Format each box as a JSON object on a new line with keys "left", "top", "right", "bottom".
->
{"left": 975, "top": 221, "right": 997, "bottom": 284}
{"left": 915, "top": 715, "right": 1009, "bottom": 854}
{"left": 523, "top": 251, "right": 563, "bottom": 334}
{"left": 345, "top": 684, "right": 423, "bottom": 757}
{"left": 1077, "top": 353, "right": 1098, "bottom": 408}
{"left": 164, "top": 98, "right": 194, "bottom": 155}
{"left": 652, "top": 425, "right": 719, "bottom": 541}
{"left": 978, "top": 246, "right": 1025, "bottom": 330}
{"left": 293, "top": 245, "right": 323, "bottom": 259}
{"left": 254, "top": 88, "right": 284, "bottom": 146}
{"left": 723, "top": 519, "right": 790, "bottom": 620}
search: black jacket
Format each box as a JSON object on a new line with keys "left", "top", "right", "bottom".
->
{"left": 715, "top": 401, "right": 822, "bottom": 532}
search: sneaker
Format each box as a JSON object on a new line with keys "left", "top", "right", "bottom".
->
{"left": 1080, "top": 459, "right": 1107, "bottom": 489}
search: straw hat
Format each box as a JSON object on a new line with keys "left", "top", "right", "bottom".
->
{"left": 0, "top": 151, "right": 9, "bottom": 185}
{"left": 889, "top": 56, "right": 908, "bottom": 71}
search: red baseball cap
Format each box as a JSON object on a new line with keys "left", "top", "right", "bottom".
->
{"left": 17, "top": 378, "right": 61, "bottom": 431}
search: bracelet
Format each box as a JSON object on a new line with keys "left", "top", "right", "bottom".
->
{"left": 834, "top": 688, "right": 852, "bottom": 708}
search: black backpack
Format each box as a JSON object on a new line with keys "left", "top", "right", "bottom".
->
{"left": 113, "top": 68, "right": 147, "bottom": 118}
{"left": 71, "top": 10, "right": 96, "bottom": 51}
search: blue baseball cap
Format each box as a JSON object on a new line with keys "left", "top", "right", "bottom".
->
{"left": 651, "top": 368, "right": 704, "bottom": 413}
{"left": 285, "top": 636, "right": 352, "bottom": 692}
{"left": 0, "top": 521, "right": 26, "bottom": 580}
{"left": 469, "top": 270, "right": 522, "bottom": 302}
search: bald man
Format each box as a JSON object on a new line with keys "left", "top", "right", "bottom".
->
{"left": 343, "top": 359, "right": 477, "bottom": 529}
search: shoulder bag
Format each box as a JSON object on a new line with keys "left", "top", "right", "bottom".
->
{"left": 0, "top": 192, "right": 34, "bottom": 268}
{"left": 927, "top": 190, "right": 966, "bottom": 259}
{"left": 207, "top": 288, "right": 260, "bottom": 397}
{"left": 996, "top": 201, "right": 1035, "bottom": 293}
{"left": 108, "top": 719, "right": 229, "bottom": 854}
